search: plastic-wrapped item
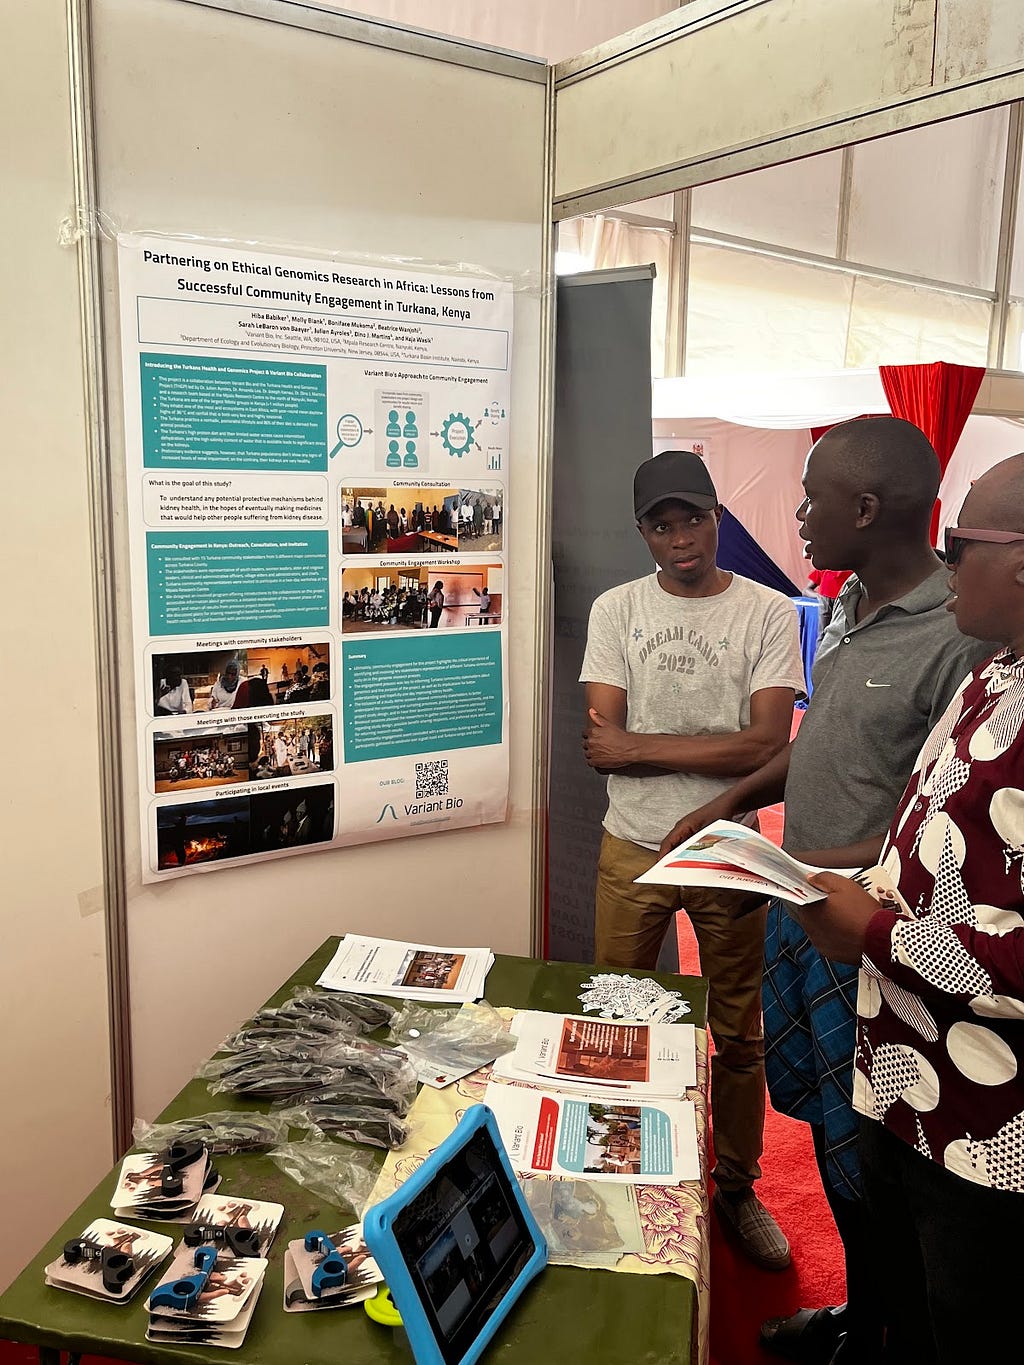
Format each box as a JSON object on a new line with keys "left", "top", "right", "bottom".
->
{"left": 389, "top": 1000, "right": 514, "bottom": 1077}
{"left": 268, "top": 1139, "right": 379, "bottom": 1216}
{"left": 281, "top": 1076, "right": 412, "bottom": 1114}
{"left": 280, "top": 986, "right": 395, "bottom": 1033}
{"left": 199, "top": 1042, "right": 329, "bottom": 1079}
{"left": 216, "top": 989, "right": 395, "bottom": 1057}
{"left": 280, "top": 1105, "right": 408, "bottom": 1150}
{"left": 223, "top": 1023, "right": 334, "bottom": 1052}
{"left": 131, "top": 1110, "right": 290, "bottom": 1156}
{"left": 204, "top": 1044, "right": 417, "bottom": 1114}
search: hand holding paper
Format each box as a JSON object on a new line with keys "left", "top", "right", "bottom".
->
{"left": 795, "top": 871, "right": 891, "bottom": 965}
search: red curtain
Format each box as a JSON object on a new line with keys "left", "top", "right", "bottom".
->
{"left": 878, "top": 361, "right": 985, "bottom": 541}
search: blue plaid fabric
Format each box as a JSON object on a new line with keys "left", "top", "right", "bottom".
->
{"left": 763, "top": 898, "right": 862, "bottom": 1201}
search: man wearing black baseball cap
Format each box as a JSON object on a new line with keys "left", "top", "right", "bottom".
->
{"left": 580, "top": 449, "right": 805, "bottom": 1269}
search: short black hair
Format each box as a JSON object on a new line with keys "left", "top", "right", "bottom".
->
{"left": 816, "top": 417, "right": 940, "bottom": 522}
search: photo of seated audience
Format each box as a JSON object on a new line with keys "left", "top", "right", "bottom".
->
{"left": 151, "top": 642, "right": 330, "bottom": 714}
{"left": 153, "top": 726, "right": 249, "bottom": 793}
{"left": 341, "top": 564, "right": 503, "bottom": 634}
{"left": 341, "top": 486, "right": 463, "bottom": 555}
{"left": 250, "top": 783, "right": 335, "bottom": 851}
{"left": 249, "top": 715, "right": 334, "bottom": 780}
{"left": 155, "top": 797, "right": 250, "bottom": 871}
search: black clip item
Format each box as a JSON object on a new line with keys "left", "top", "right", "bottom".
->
{"left": 157, "top": 1139, "right": 206, "bottom": 1198}
{"left": 63, "top": 1240, "right": 135, "bottom": 1295}
{"left": 184, "top": 1222, "right": 260, "bottom": 1257}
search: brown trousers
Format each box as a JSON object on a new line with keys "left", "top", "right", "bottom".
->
{"left": 595, "top": 829, "right": 768, "bottom": 1193}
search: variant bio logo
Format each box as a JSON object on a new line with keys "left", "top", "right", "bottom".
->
{"left": 374, "top": 760, "right": 464, "bottom": 825}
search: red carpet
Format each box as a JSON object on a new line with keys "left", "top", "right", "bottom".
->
{"left": 678, "top": 774, "right": 847, "bottom": 1365}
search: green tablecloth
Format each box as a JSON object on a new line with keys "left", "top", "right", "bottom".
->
{"left": 0, "top": 939, "right": 708, "bottom": 1365}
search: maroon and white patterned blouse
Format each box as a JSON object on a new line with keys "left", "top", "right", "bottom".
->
{"left": 853, "top": 649, "right": 1024, "bottom": 1190}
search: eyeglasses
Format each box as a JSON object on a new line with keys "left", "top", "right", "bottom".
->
{"left": 944, "top": 527, "right": 1024, "bottom": 566}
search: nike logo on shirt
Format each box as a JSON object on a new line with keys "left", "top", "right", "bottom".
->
{"left": 865, "top": 680, "right": 892, "bottom": 688}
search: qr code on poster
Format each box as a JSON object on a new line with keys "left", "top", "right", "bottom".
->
{"left": 416, "top": 760, "right": 449, "bottom": 799}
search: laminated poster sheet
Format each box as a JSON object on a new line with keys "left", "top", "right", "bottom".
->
{"left": 117, "top": 234, "right": 512, "bottom": 881}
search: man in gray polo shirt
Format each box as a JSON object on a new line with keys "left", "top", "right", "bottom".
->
{"left": 661, "top": 418, "right": 991, "bottom": 1365}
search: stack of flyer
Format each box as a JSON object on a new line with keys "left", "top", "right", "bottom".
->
{"left": 492, "top": 1012, "right": 696, "bottom": 1096}
{"left": 316, "top": 934, "right": 493, "bottom": 1003}
{"left": 485, "top": 1011, "right": 700, "bottom": 1186}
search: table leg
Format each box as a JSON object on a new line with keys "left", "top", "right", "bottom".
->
{"left": 37, "top": 1350, "right": 61, "bottom": 1365}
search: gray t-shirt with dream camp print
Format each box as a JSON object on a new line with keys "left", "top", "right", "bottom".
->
{"left": 580, "top": 572, "right": 805, "bottom": 848}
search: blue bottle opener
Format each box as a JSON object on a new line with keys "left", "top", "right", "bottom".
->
{"left": 149, "top": 1245, "right": 218, "bottom": 1311}
{"left": 303, "top": 1230, "right": 348, "bottom": 1298}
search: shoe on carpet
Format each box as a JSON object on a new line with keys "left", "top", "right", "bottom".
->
{"left": 760, "top": 1306, "right": 847, "bottom": 1362}
{"left": 712, "top": 1187, "right": 792, "bottom": 1271}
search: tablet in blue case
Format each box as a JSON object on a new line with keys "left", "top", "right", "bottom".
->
{"left": 363, "top": 1103, "right": 548, "bottom": 1365}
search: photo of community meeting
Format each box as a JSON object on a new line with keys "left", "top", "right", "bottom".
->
{"left": 153, "top": 726, "right": 248, "bottom": 793}
{"left": 249, "top": 714, "right": 334, "bottom": 780}
{"left": 341, "top": 485, "right": 459, "bottom": 554}
{"left": 151, "top": 642, "right": 331, "bottom": 715}
{"left": 341, "top": 484, "right": 503, "bottom": 554}
{"left": 151, "top": 715, "right": 334, "bottom": 793}
{"left": 341, "top": 564, "right": 502, "bottom": 633}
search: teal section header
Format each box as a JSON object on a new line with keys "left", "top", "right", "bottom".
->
{"left": 342, "top": 631, "right": 503, "bottom": 762}
{"left": 556, "top": 1099, "right": 588, "bottom": 1174}
{"left": 639, "top": 1107, "right": 673, "bottom": 1177}
{"left": 141, "top": 352, "right": 327, "bottom": 471}
{"left": 147, "top": 530, "right": 329, "bottom": 635}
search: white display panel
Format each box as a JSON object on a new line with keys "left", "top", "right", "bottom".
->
{"left": 89, "top": 0, "right": 547, "bottom": 1117}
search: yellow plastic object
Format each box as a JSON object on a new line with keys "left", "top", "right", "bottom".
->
{"left": 364, "top": 1283, "right": 403, "bottom": 1328}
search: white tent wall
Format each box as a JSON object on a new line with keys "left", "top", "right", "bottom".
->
{"left": 652, "top": 420, "right": 810, "bottom": 589}
{"left": 652, "top": 411, "right": 1024, "bottom": 596}
{"left": 937, "top": 417, "right": 1024, "bottom": 536}
{"left": 561, "top": 102, "right": 1018, "bottom": 378}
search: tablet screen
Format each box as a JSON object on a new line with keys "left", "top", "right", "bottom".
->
{"left": 391, "top": 1125, "right": 535, "bottom": 1365}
